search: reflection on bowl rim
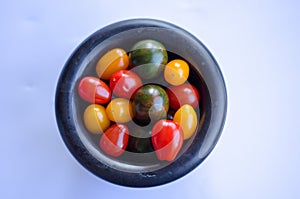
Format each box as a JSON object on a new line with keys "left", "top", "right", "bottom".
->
{"left": 55, "top": 18, "right": 227, "bottom": 187}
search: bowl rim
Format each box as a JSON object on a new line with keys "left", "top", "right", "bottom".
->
{"left": 55, "top": 18, "right": 227, "bottom": 187}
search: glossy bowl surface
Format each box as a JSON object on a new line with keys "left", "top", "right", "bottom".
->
{"left": 55, "top": 18, "right": 227, "bottom": 187}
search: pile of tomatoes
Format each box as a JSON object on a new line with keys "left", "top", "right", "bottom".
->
{"left": 77, "top": 39, "right": 200, "bottom": 162}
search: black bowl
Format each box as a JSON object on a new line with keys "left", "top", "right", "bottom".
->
{"left": 55, "top": 18, "right": 227, "bottom": 187}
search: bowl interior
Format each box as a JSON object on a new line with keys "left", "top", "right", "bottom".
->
{"left": 71, "top": 26, "right": 212, "bottom": 173}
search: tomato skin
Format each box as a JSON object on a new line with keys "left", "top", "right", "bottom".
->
{"left": 132, "top": 84, "right": 169, "bottom": 125}
{"left": 109, "top": 70, "right": 143, "bottom": 99}
{"left": 96, "top": 48, "right": 129, "bottom": 80}
{"left": 173, "top": 104, "right": 198, "bottom": 140}
{"left": 151, "top": 120, "right": 183, "bottom": 161}
{"left": 166, "top": 83, "right": 200, "bottom": 110}
{"left": 83, "top": 104, "right": 111, "bottom": 134}
{"left": 129, "top": 39, "right": 168, "bottom": 79}
{"left": 164, "top": 59, "right": 189, "bottom": 86}
{"left": 106, "top": 98, "right": 133, "bottom": 123}
{"left": 78, "top": 76, "right": 111, "bottom": 104}
{"left": 99, "top": 124, "right": 129, "bottom": 157}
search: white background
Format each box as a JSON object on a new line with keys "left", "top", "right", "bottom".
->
{"left": 1, "top": 0, "right": 299, "bottom": 198}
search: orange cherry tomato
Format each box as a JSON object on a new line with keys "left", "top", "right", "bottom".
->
{"left": 83, "top": 104, "right": 111, "bottom": 134}
{"left": 106, "top": 98, "right": 133, "bottom": 123}
{"left": 164, "top": 59, "right": 189, "bottom": 86}
{"left": 173, "top": 104, "right": 198, "bottom": 140}
{"left": 96, "top": 48, "right": 129, "bottom": 80}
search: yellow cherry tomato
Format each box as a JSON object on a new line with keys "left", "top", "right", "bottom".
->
{"left": 96, "top": 48, "right": 129, "bottom": 80}
{"left": 164, "top": 59, "right": 189, "bottom": 86}
{"left": 106, "top": 98, "right": 133, "bottom": 123}
{"left": 83, "top": 104, "right": 111, "bottom": 134}
{"left": 173, "top": 104, "right": 197, "bottom": 140}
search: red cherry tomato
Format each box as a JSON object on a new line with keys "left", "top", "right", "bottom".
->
{"left": 110, "top": 70, "right": 143, "bottom": 99}
{"left": 78, "top": 76, "right": 111, "bottom": 104}
{"left": 166, "top": 83, "right": 200, "bottom": 110}
{"left": 99, "top": 124, "right": 129, "bottom": 157}
{"left": 151, "top": 120, "right": 183, "bottom": 161}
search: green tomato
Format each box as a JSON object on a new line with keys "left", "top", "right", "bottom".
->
{"left": 132, "top": 84, "right": 169, "bottom": 125}
{"left": 129, "top": 39, "right": 168, "bottom": 79}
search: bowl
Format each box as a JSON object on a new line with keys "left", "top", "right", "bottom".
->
{"left": 55, "top": 18, "right": 227, "bottom": 187}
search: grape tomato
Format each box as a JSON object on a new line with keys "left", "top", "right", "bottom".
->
{"left": 151, "top": 120, "right": 183, "bottom": 161}
{"left": 110, "top": 70, "right": 142, "bottom": 99}
{"left": 96, "top": 48, "right": 129, "bottom": 80}
{"left": 78, "top": 76, "right": 111, "bottom": 104}
{"left": 173, "top": 104, "right": 198, "bottom": 140}
{"left": 106, "top": 98, "right": 133, "bottom": 123}
{"left": 166, "top": 83, "right": 200, "bottom": 110}
{"left": 164, "top": 59, "right": 189, "bottom": 86}
{"left": 99, "top": 124, "right": 129, "bottom": 157}
{"left": 83, "top": 104, "right": 111, "bottom": 134}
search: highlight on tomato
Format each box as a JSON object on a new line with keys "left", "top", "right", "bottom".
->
{"left": 78, "top": 76, "right": 111, "bottom": 104}
{"left": 151, "top": 120, "right": 183, "bottom": 161}
{"left": 164, "top": 59, "right": 189, "bottom": 86}
{"left": 109, "top": 70, "right": 143, "bottom": 99}
{"left": 99, "top": 124, "right": 129, "bottom": 157}
{"left": 166, "top": 83, "right": 200, "bottom": 110}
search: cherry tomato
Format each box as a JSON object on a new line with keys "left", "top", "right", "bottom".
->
{"left": 83, "top": 104, "right": 110, "bottom": 134}
{"left": 151, "top": 120, "right": 183, "bottom": 161}
{"left": 166, "top": 83, "right": 200, "bottom": 110}
{"left": 78, "top": 76, "right": 111, "bottom": 104}
{"left": 164, "top": 59, "right": 189, "bottom": 86}
{"left": 99, "top": 124, "right": 129, "bottom": 157}
{"left": 129, "top": 39, "right": 168, "bottom": 79}
{"left": 106, "top": 98, "right": 133, "bottom": 123}
{"left": 173, "top": 104, "right": 198, "bottom": 140}
{"left": 110, "top": 70, "right": 143, "bottom": 99}
{"left": 96, "top": 48, "right": 129, "bottom": 80}
{"left": 132, "top": 84, "right": 169, "bottom": 126}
